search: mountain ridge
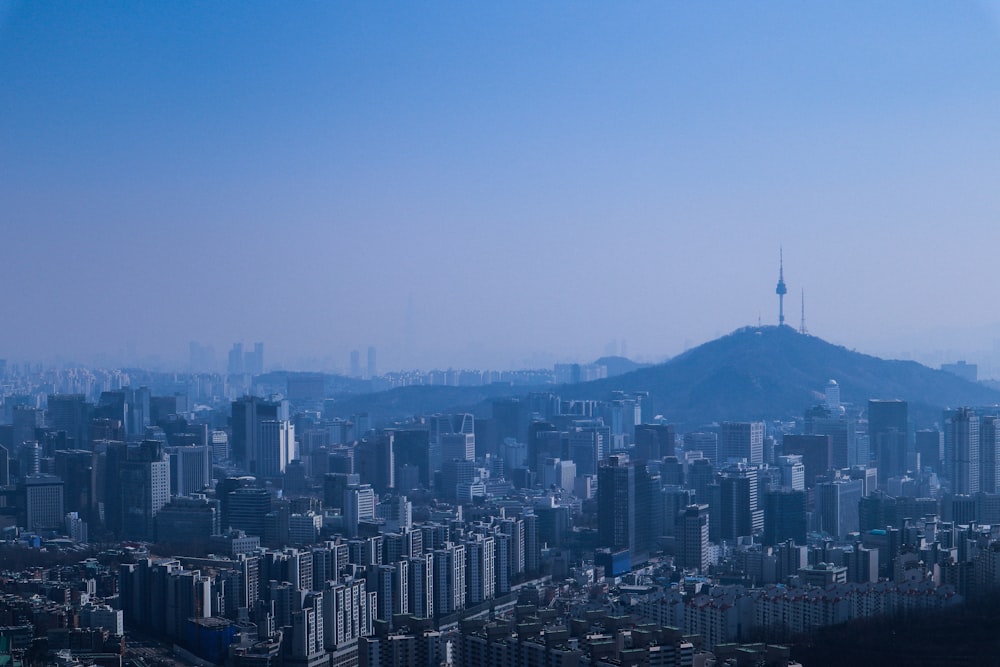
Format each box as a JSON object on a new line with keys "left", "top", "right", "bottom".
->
{"left": 325, "top": 326, "right": 1000, "bottom": 428}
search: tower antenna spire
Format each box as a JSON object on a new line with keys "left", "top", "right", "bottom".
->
{"left": 799, "top": 288, "right": 808, "bottom": 335}
{"left": 775, "top": 247, "right": 787, "bottom": 326}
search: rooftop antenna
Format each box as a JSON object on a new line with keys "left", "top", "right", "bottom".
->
{"left": 775, "top": 247, "right": 787, "bottom": 327}
{"left": 799, "top": 289, "right": 808, "bottom": 335}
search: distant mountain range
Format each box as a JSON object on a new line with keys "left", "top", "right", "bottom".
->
{"left": 324, "top": 326, "right": 1000, "bottom": 428}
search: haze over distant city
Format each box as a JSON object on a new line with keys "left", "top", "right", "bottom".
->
{"left": 4, "top": 3, "right": 1000, "bottom": 373}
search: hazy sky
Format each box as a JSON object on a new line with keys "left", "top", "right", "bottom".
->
{"left": 4, "top": 2, "right": 1000, "bottom": 372}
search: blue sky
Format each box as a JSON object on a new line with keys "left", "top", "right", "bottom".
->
{"left": 3, "top": 2, "right": 1000, "bottom": 372}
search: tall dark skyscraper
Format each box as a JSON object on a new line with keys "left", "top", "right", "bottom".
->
{"left": 231, "top": 396, "right": 282, "bottom": 470}
{"left": 634, "top": 424, "right": 676, "bottom": 462}
{"left": 119, "top": 440, "right": 170, "bottom": 541}
{"left": 869, "top": 399, "right": 908, "bottom": 483}
{"left": 597, "top": 455, "right": 637, "bottom": 559}
{"left": 715, "top": 464, "right": 764, "bottom": 541}
{"left": 782, "top": 434, "right": 832, "bottom": 488}
{"left": 46, "top": 394, "right": 91, "bottom": 450}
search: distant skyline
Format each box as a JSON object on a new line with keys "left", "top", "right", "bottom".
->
{"left": 4, "top": 3, "right": 1000, "bottom": 373}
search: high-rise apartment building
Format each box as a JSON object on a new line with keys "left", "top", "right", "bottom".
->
{"left": 947, "top": 407, "right": 980, "bottom": 495}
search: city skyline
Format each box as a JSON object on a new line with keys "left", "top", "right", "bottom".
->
{"left": 5, "top": 3, "right": 1000, "bottom": 371}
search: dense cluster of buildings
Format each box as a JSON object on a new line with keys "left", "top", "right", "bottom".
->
{"left": 3, "top": 353, "right": 1000, "bottom": 666}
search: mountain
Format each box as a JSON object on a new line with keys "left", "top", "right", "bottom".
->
{"left": 324, "top": 326, "right": 1000, "bottom": 427}
{"left": 564, "top": 326, "right": 1000, "bottom": 427}
{"left": 592, "top": 355, "right": 650, "bottom": 377}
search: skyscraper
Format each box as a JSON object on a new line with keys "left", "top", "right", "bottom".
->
{"left": 366, "top": 346, "right": 377, "bottom": 379}
{"left": 676, "top": 504, "right": 709, "bottom": 573}
{"left": 634, "top": 424, "right": 676, "bottom": 462}
{"left": 119, "top": 440, "right": 170, "bottom": 541}
{"left": 948, "top": 407, "right": 980, "bottom": 495}
{"left": 815, "top": 479, "right": 863, "bottom": 539}
{"left": 597, "top": 455, "right": 637, "bottom": 559}
{"left": 720, "top": 421, "right": 764, "bottom": 465}
{"left": 231, "top": 396, "right": 284, "bottom": 471}
{"left": 869, "top": 399, "right": 908, "bottom": 483}
{"left": 781, "top": 434, "right": 832, "bottom": 488}
{"left": 715, "top": 464, "right": 764, "bottom": 542}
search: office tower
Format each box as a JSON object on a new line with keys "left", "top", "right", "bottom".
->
{"left": 167, "top": 445, "right": 212, "bottom": 496}
{"left": 982, "top": 417, "right": 999, "bottom": 493}
{"left": 392, "top": 429, "right": 438, "bottom": 489}
{"left": 661, "top": 486, "right": 695, "bottom": 538}
{"left": 465, "top": 534, "right": 495, "bottom": 605}
{"left": 18, "top": 442, "right": 41, "bottom": 477}
{"left": 154, "top": 494, "right": 221, "bottom": 547}
{"left": 634, "top": 424, "right": 676, "bottom": 462}
{"left": 568, "top": 423, "right": 608, "bottom": 476}
{"left": 781, "top": 434, "right": 832, "bottom": 488}
{"left": 776, "top": 455, "right": 805, "bottom": 491}
{"left": 244, "top": 342, "right": 264, "bottom": 376}
{"left": 763, "top": 490, "right": 807, "bottom": 545}
{"left": 366, "top": 346, "right": 376, "bottom": 379}
{"left": 719, "top": 421, "right": 764, "bottom": 465}
{"left": 540, "top": 458, "right": 575, "bottom": 492}
{"left": 869, "top": 399, "right": 908, "bottom": 483}
{"left": 228, "top": 343, "right": 245, "bottom": 375}
{"left": 687, "top": 458, "right": 715, "bottom": 504}
{"left": 20, "top": 474, "right": 64, "bottom": 531}
{"left": 825, "top": 379, "right": 841, "bottom": 412}
{"left": 915, "top": 429, "right": 943, "bottom": 472}
{"left": 226, "top": 486, "right": 272, "bottom": 537}
{"left": 528, "top": 421, "right": 561, "bottom": 472}
{"left": 323, "top": 472, "right": 360, "bottom": 512}
{"left": 350, "top": 350, "right": 362, "bottom": 378}
{"left": 254, "top": 419, "right": 295, "bottom": 478}
{"left": 125, "top": 386, "right": 151, "bottom": 437}
{"left": 805, "top": 405, "right": 860, "bottom": 469}
{"left": 676, "top": 504, "right": 709, "bottom": 573}
{"left": 231, "top": 396, "right": 282, "bottom": 469}
{"left": 0, "top": 445, "right": 8, "bottom": 487}
{"left": 947, "top": 407, "right": 980, "bottom": 495}
{"left": 355, "top": 431, "right": 395, "bottom": 493}
{"left": 12, "top": 406, "right": 43, "bottom": 449}
{"left": 344, "top": 484, "right": 376, "bottom": 537}
{"left": 716, "top": 464, "right": 764, "bottom": 542}
{"left": 683, "top": 431, "right": 719, "bottom": 464}
{"left": 815, "top": 479, "right": 863, "bottom": 539}
{"left": 54, "top": 449, "right": 95, "bottom": 519}
{"left": 597, "top": 454, "right": 637, "bottom": 559}
{"left": 119, "top": 440, "right": 170, "bottom": 541}
{"left": 46, "top": 394, "right": 90, "bottom": 450}
{"left": 492, "top": 398, "right": 528, "bottom": 447}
